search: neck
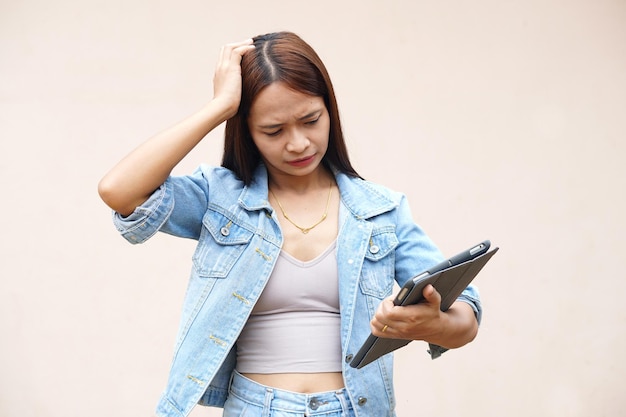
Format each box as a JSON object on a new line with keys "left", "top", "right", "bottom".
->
{"left": 268, "top": 177, "right": 334, "bottom": 235}
{"left": 268, "top": 168, "right": 333, "bottom": 194}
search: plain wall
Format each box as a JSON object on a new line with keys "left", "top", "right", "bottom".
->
{"left": 1, "top": 0, "right": 625, "bottom": 416}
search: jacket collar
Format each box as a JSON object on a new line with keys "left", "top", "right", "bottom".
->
{"left": 238, "top": 164, "right": 273, "bottom": 212}
{"left": 333, "top": 167, "right": 398, "bottom": 219}
{"left": 238, "top": 164, "right": 398, "bottom": 219}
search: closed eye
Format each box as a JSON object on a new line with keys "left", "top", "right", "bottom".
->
{"left": 305, "top": 117, "right": 320, "bottom": 126}
{"left": 265, "top": 129, "right": 282, "bottom": 137}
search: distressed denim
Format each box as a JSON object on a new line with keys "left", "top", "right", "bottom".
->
{"left": 112, "top": 163, "right": 482, "bottom": 417}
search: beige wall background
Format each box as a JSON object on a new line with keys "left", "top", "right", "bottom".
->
{"left": 1, "top": 0, "right": 624, "bottom": 416}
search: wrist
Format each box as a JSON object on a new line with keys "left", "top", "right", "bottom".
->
{"left": 208, "top": 95, "right": 240, "bottom": 122}
{"left": 429, "top": 303, "right": 478, "bottom": 349}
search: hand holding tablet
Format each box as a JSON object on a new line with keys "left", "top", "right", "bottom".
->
{"left": 350, "top": 240, "right": 499, "bottom": 369}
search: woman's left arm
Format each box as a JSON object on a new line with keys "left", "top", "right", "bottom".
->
{"left": 370, "top": 191, "right": 480, "bottom": 349}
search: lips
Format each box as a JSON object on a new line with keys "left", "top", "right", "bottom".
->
{"left": 287, "top": 155, "right": 316, "bottom": 167}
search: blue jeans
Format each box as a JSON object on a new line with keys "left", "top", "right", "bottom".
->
{"left": 223, "top": 371, "right": 356, "bottom": 417}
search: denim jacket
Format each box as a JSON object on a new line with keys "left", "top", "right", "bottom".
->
{"left": 113, "top": 163, "right": 482, "bottom": 417}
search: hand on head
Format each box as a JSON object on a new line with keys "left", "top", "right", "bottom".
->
{"left": 212, "top": 39, "right": 255, "bottom": 119}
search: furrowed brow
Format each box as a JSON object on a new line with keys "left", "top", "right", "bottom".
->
{"left": 258, "top": 110, "right": 322, "bottom": 130}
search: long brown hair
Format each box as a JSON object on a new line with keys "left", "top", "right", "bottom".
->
{"left": 222, "top": 31, "right": 361, "bottom": 185}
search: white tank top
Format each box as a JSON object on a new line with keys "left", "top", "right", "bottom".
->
{"left": 236, "top": 240, "right": 342, "bottom": 373}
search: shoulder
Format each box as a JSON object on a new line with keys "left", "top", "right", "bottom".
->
{"left": 336, "top": 173, "right": 406, "bottom": 218}
{"left": 167, "top": 165, "right": 246, "bottom": 208}
{"left": 339, "top": 172, "right": 402, "bottom": 198}
{"left": 360, "top": 177, "right": 404, "bottom": 202}
{"left": 187, "top": 164, "right": 245, "bottom": 194}
{"left": 194, "top": 164, "right": 242, "bottom": 183}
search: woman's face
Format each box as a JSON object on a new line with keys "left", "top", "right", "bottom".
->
{"left": 247, "top": 82, "right": 330, "bottom": 181}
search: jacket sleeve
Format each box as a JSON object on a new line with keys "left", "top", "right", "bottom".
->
{"left": 112, "top": 166, "right": 211, "bottom": 244}
{"left": 392, "top": 193, "right": 483, "bottom": 359}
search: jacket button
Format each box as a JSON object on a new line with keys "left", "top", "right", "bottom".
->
{"left": 345, "top": 354, "right": 353, "bottom": 363}
{"left": 369, "top": 245, "right": 380, "bottom": 254}
{"left": 220, "top": 226, "right": 230, "bottom": 236}
{"left": 357, "top": 396, "right": 367, "bottom": 406}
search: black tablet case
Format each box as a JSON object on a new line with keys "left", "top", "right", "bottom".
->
{"left": 350, "top": 246, "right": 499, "bottom": 369}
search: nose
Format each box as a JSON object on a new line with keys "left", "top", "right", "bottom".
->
{"left": 285, "top": 129, "right": 310, "bottom": 153}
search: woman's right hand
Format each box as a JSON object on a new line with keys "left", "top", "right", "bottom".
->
{"left": 212, "top": 39, "right": 255, "bottom": 120}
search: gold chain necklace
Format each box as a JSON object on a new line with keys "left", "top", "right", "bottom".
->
{"left": 269, "top": 182, "right": 333, "bottom": 234}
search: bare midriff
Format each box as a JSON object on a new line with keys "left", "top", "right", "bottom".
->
{"left": 242, "top": 372, "right": 344, "bottom": 393}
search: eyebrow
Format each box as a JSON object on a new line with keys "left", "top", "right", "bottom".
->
{"left": 257, "top": 109, "right": 322, "bottom": 130}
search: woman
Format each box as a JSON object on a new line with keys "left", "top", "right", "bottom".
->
{"left": 99, "top": 31, "right": 481, "bottom": 417}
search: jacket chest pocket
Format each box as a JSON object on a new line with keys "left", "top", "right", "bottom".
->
{"left": 192, "top": 210, "right": 254, "bottom": 278}
{"left": 359, "top": 226, "right": 398, "bottom": 299}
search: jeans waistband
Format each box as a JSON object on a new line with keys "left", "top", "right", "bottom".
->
{"left": 229, "top": 370, "right": 352, "bottom": 415}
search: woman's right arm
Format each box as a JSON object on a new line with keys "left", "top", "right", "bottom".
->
{"left": 98, "top": 39, "right": 254, "bottom": 216}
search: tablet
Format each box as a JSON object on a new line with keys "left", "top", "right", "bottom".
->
{"left": 349, "top": 240, "right": 498, "bottom": 369}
